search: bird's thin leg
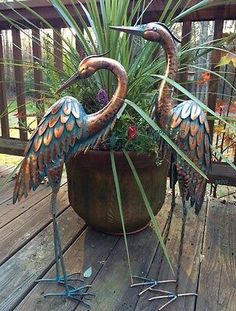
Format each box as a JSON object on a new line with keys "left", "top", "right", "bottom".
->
{"left": 51, "top": 191, "right": 69, "bottom": 293}
{"left": 36, "top": 166, "right": 93, "bottom": 303}
{"left": 171, "top": 162, "right": 176, "bottom": 210}
{"left": 146, "top": 201, "right": 197, "bottom": 310}
{"left": 41, "top": 190, "right": 93, "bottom": 302}
{"left": 52, "top": 192, "right": 60, "bottom": 281}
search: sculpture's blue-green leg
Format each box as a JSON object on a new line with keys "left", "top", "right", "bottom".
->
{"left": 36, "top": 167, "right": 94, "bottom": 304}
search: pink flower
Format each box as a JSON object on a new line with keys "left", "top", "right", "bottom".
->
{"left": 128, "top": 125, "right": 138, "bottom": 140}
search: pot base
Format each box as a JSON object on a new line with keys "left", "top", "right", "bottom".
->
{"left": 93, "top": 222, "right": 150, "bottom": 236}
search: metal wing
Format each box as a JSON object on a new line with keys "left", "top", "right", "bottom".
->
{"left": 13, "top": 96, "right": 113, "bottom": 203}
{"left": 170, "top": 100, "right": 211, "bottom": 213}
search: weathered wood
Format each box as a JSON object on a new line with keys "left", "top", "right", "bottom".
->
{"left": 163, "top": 200, "right": 208, "bottom": 311}
{"left": 0, "top": 184, "right": 69, "bottom": 265}
{"left": 0, "top": 183, "right": 49, "bottom": 227}
{"left": 14, "top": 228, "right": 119, "bottom": 311}
{"left": 32, "top": 28, "right": 43, "bottom": 123}
{"left": 76, "top": 36, "right": 86, "bottom": 59}
{"left": 0, "top": 30, "right": 9, "bottom": 138}
{"left": 81, "top": 196, "right": 171, "bottom": 311}
{"left": 0, "top": 179, "right": 67, "bottom": 228}
{"left": 195, "top": 198, "right": 236, "bottom": 311}
{"left": 207, "top": 20, "right": 224, "bottom": 138}
{"left": 134, "top": 197, "right": 182, "bottom": 311}
{"left": 0, "top": 1, "right": 235, "bottom": 30}
{"left": 12, "top": 28, "right": 28, "bottom": 141}
{"left": 0, "top": 207, "right": 86, "bottom": 311}
{"left": 0, "top": 165, "right": 14, "bottom": 178}
{"left": 0, "top": 137, "right": 26, "bottom": 156}
{"left": 179, "top": 20, "right": 192, "bottom": 99}
{"left": 53, "top": 28, "right": 63, "bottom": 74}
{"left": 207, "top": 162, "right": 236, "bottom": 186}
{"left": 134, "top": 197, "right": 207, "bottom": 311}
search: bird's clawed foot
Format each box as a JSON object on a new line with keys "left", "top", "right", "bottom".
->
{"left": 131, "top": 276, "right": 197, "bottom": 310}
{"left": 131, "top": 275, "right": 176, "bottom": 296}
{"left": 43, "top": 284, "right": 94, "bottom": 308}
{"left": 36, "top": 273, "right": 95, "bottom": 307}
{"left": 149, "top": 290, "right": 197, "bottom": 310}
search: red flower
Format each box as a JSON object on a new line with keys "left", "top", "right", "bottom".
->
{"left": 197, "top": 72, "right": 211, "bottom": 85}
{"left": 128, "top": 125, "right": 138, "bottom": 140}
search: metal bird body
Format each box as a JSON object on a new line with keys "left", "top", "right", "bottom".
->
{"left": 13, "top": 56, "right": 127, "bottom": 202}
{"left": 111, "top": 22, "right": 211, "bottom": 309}
{"left": 13, "top": 55, "right": 128, "bottom": 303}
{"left": 111, "top": 23, "right": 211, "bottom": 213}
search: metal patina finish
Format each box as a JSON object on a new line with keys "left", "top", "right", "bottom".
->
{"left": 111, "top": 22, "right": 212, "bottom": 309}
{"left": 12, "top": 55, "right": 128, "bottom": 303}
{"left": 111, "top": 22, "right": 211, "bottom": 213}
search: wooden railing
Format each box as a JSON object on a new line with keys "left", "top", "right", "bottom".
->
{"left": 0, "top": 0, "right": 235, "bottom": 157}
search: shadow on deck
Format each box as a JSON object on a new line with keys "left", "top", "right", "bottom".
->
{"left": 0, "top": 164, "right": 235, "bottom": 311}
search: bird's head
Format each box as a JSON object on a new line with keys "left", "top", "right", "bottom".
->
{"left": 110, "top": 22, "right": 180, "bottom": 44}
{"left": 56, "top": 54, "right": 107, "bottom": 95}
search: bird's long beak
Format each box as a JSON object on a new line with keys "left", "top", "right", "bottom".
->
{"left": 110, "top": 25, "right": 144, "bottom": 37}
{"left": 55, "top": 71, "right": 80, "bottom": 95}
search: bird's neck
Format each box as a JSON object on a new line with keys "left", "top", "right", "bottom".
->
{"left": 87, "top": 59, "right": 128, "bottom": 136}
{"left": 155, "top": 37, "right": 178, "bottom": 129}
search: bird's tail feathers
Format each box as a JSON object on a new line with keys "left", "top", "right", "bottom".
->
{"left": 13, "top": 157, "right": 42, "bottom": 204}
{"left": 13, "top": 158, "right": 29, "bottom": 204}
{"left": 194, "top": 179, "right": 207, "bottom": 214}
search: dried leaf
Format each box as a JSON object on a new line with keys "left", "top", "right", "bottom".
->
{"left": 83, "top": 267, "right": 92, "bottom": 278}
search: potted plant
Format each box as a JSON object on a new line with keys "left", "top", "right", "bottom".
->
{"left": 44, "top": 0, "right": 173, "bottom": 235}
{"left": 2, "top": 0, "right": 236, "bottom": 243}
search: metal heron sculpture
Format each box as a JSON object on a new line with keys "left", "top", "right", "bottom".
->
{"left": 111, "top": 23, "right": 211, "bottom": 309}
{"left": 13, "top": 55, "right": 128, "bottom": 304}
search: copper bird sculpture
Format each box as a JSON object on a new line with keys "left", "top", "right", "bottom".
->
{"left": 111, "top": 23, "right": 211, "bottom": 309}
{"left": 13, "top": 55, "right": 128, "bottom": 304}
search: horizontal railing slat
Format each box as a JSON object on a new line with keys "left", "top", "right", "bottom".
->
{"left": 0, "top": 1, "right": 235, "bottom": 30}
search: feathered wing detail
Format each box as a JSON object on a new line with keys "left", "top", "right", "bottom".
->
{"left": 13, "top": 96, "right": 115, "bottom": 203}
{"left": 170, "top": 100, "right": 211, "bottom": 213}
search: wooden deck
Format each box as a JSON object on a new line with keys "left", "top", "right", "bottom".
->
{"left": 0, "top": 165, "right": 235, "bottom": 311}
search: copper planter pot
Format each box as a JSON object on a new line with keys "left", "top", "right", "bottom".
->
{"left": 66, "top": 151, "right": 168, "bottom": 235}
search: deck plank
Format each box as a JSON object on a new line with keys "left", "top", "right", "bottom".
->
{"left": 14, "top": 228, "right": 120, "bottom": 311}
{"left": 195, "top": 198, "right": 236, "bottom": 311}
{"left": 0, "top": 183, "right": 52, "bottom": 227}
{"left": 134, "top": 197, "right": 207, "bottom": 311}
{"left": 0, "top": 207, "right": 86, "bottom": 311}
{"left": 134, "top": 197, "right": 182, "bottom": 311}
{"left": 0, "top": 169, "right": 67, "bottom": 206}
{"left": 0, "top": 163, "right": 234, "bottom": 311}
{"left": 165, "top": 199, "right": 208, "bottom": 311}
{"left": 77, "top": 197, "right": 171, "bottom": 311}
{"left": 0, "top": 184, "right": 69, "bottom": 265}
{"left": 0, "top": 179, "right": 67, "bottom": 229}
{"left": 0, "top": 165, "right": 14, "bottom": 176}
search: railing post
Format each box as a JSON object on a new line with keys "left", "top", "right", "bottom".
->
{"left": 53, "top": 28, "right": 63, "bottom": 74}
{"left": 12, "top": 27, "right": 27, "bottom": 141}
{"left": 179, "top": 20, "right": 192, "bottom": 100}
{"left": 32, "top": 28, "right": 43, "bottom": 124}
{"left": 76, "top": 36, "right": 85, "bottom": 59}
{"left": 207, "top": 19, "right": 224, "bottom": 139}
{"left": 0, "top": 31, "right": 9, "bottom": 138}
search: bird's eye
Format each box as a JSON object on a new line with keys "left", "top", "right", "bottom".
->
{"left": 81, "top": 67, "right": 87, "bottom": 72}
{"left": 152, "top": 27, "right": 157, "bottom": 32}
